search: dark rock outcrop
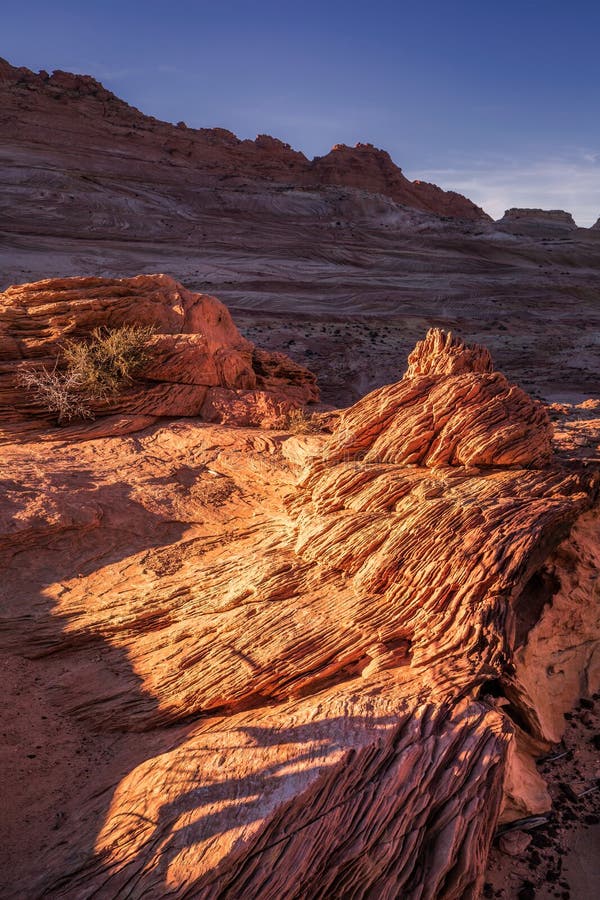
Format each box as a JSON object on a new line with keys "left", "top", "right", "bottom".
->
{"left": 496, "top": 208, "right": 578, "bottom": 236}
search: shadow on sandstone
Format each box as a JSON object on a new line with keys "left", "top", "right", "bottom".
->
{"left": 0, "top": 476, "right": 191, "bottom": 896}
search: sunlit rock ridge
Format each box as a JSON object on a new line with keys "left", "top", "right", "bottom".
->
{"left": 1, "top": 284, "right": 598, "bottom": 897}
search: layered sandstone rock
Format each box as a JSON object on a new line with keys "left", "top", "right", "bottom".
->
{"left": 1, "top": 328, "right": 598, "bottom": 898}
{"left": 319, "top": 329, "right": 553, "bottom": 469}
{"left": 0, "top": 57, "right": 489, "bottom": 221}
{"left": 496, "top": 208, "right": 578, "bottom": 236}
{"left": 309, "top": 143, "right": 490, "bottom": 219}
{"left": 0, "top": 274, "right": 318, "bottom": 436}
{"left": 3, "top": 58, "right": 600, "bottom": 418}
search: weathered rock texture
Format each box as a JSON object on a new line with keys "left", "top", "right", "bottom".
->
{"left": 495, "top": 208, "right": 578, "bottom": 237}
{"left": 0, "top": 58, "right": 489, "bottom": 221}
{"left": 321, "top": 329, "right": 553, "bottom": 469}
{"left": 2, "top": 61, "right": 600, "bottom": 412}
{"left": 1, "top": 329, "right": 598, "bottom": 898}
{"left": 0, "top": 274, "right": 317, "bottom": 437}
{"left": 309, "top": 143, "right": 490, "bottom": 219}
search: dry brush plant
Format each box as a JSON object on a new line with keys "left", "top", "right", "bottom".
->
{"left": 18, "top": 365, "right": 95, "bottom": 424}
{"left": 279, "top": 406, "right": 323, "bottom": 434}
{"left": 17, "top": 324, "right": 156, "bottom": 424}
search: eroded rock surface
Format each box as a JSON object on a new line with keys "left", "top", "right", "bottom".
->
{"left": 1, "top": 329, "right": 598, "bottom": 898}
{"left": 0, "top": 58, "right": 488, "bottom": 221}
{"left": 0, "top": 274, "right": 317, "bottom": 437}
{"left": 495, "top": 208, "right": 579, "bottom": 237}
{"left": 2, "top": 61, "right": 600, "bottom": 413}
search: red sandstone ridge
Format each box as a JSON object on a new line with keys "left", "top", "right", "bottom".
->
{"left": 0, "top": 56, "right": 489, "bottom": 221}
{"left": 319, "top": 329, "right": 553, "bottom": 468}
{"left": 1, "top": 326, "right": 598, "bottom": 897}
{"left": 310, "top": 143, "right": 489, "bottom": 219}
{"left": 0, "top": 274, "right": 317, "bottom": 438}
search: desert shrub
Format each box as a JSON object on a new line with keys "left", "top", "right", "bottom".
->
{"left": 18, "top": 324, "right": 156, "bottom": 424}
{"left": 62, "top": 324, "right": 156, "bottom": 399}
{"left": 280, "top": 407, "right": 323, "bottom": 434}
{"left": 18, "top": 365, "right": 95, "bottom": 424}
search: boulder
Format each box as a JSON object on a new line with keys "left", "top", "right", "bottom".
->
{"left": 0, "top": 274, "right": 318, "bottom": 436}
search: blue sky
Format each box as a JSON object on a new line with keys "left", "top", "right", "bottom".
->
{"left": 4, "top": 0, "right": 600, "bottom": 224}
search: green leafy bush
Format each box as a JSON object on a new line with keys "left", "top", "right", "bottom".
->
{"left": 62, "top": 324, "right": 156, "bottom": 399}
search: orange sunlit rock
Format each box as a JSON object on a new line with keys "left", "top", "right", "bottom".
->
{"left": 1, "top": 320, "right": 598, "bottom": 896}
{"left": 0, "top": 274, "right": 318, "bottom": 434}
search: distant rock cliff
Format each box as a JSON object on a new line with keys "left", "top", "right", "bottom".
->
{"left": 308, "top": 142, "right": 489, "bottom": 219}
{"left": 496, "top": 208, "right": 578, "bottom": 236}
{"left": 0, "top": 56, "right": 490, "bottom": 221}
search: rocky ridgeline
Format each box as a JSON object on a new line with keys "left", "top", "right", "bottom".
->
{"left": 0, "top": 56, "right": 489, "bottom": 220}
{"left": 1, "top": 307, "right": 598, "bottom": 897}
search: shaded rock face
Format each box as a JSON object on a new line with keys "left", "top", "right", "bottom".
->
{"left": 0, "top": 274, "right": 318, "bottom": 436}
{"left": 496, "top": 208, "right": 578, "bottom": 236}
{"left": 0, "top": 57, "right": 489, "bottom": 221}
{"left": 0, "top": 328, "right": 598, "bottom": 898}
{"left": 500, "top": 209, "right": 577, "bottom": 225}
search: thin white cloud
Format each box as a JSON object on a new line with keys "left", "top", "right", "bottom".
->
{"left": 415, "top": 153, "right": 600, "bottom": 227}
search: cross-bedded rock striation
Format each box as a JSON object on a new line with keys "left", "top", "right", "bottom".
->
{"left": 0, "top": 274, "right": 317, "bottom": 436}
{"left": 0, "top": 57, "right": 490, "bottom": 221}
{"left": 0, "top": 322, "right": 598, "bottom": 898}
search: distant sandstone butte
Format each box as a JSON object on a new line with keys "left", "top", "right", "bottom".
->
{"left": 0, "top": 274, "right": 318, "bottom": 438}
{"left": 496, "top": 208, "right": 579, "bottom": 236}
{"left": 0, "top": 56, "right": 490, "bottom": 220}
{"left": 308, "top": 142, "right": 491, "bottom": 219}
{"left": 499, "top": 208, "right": 577, "bottom": 225}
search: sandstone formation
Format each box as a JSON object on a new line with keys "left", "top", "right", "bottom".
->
{"left": 0, "top": 57, "right": 488, "bottom": 221}
{"left": 0, "top": 274, "right": 317, "bottom": 437}
{"left": 2, "top": 62, "right": 600, "bottom": 413}
{"left": 321, "top": 328, "right": 553, "bottom": 469}
{"left": 495, "top": 208, "right": 578, "bottom": 237}
{"left": 1, "top": 328, "right": 598, "bottom": 898}
{"left": 499, "top": 209, "right": 577, "bottom": 226}
{"left": 308, "top": 143, "right": 490, "bottom": 219}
